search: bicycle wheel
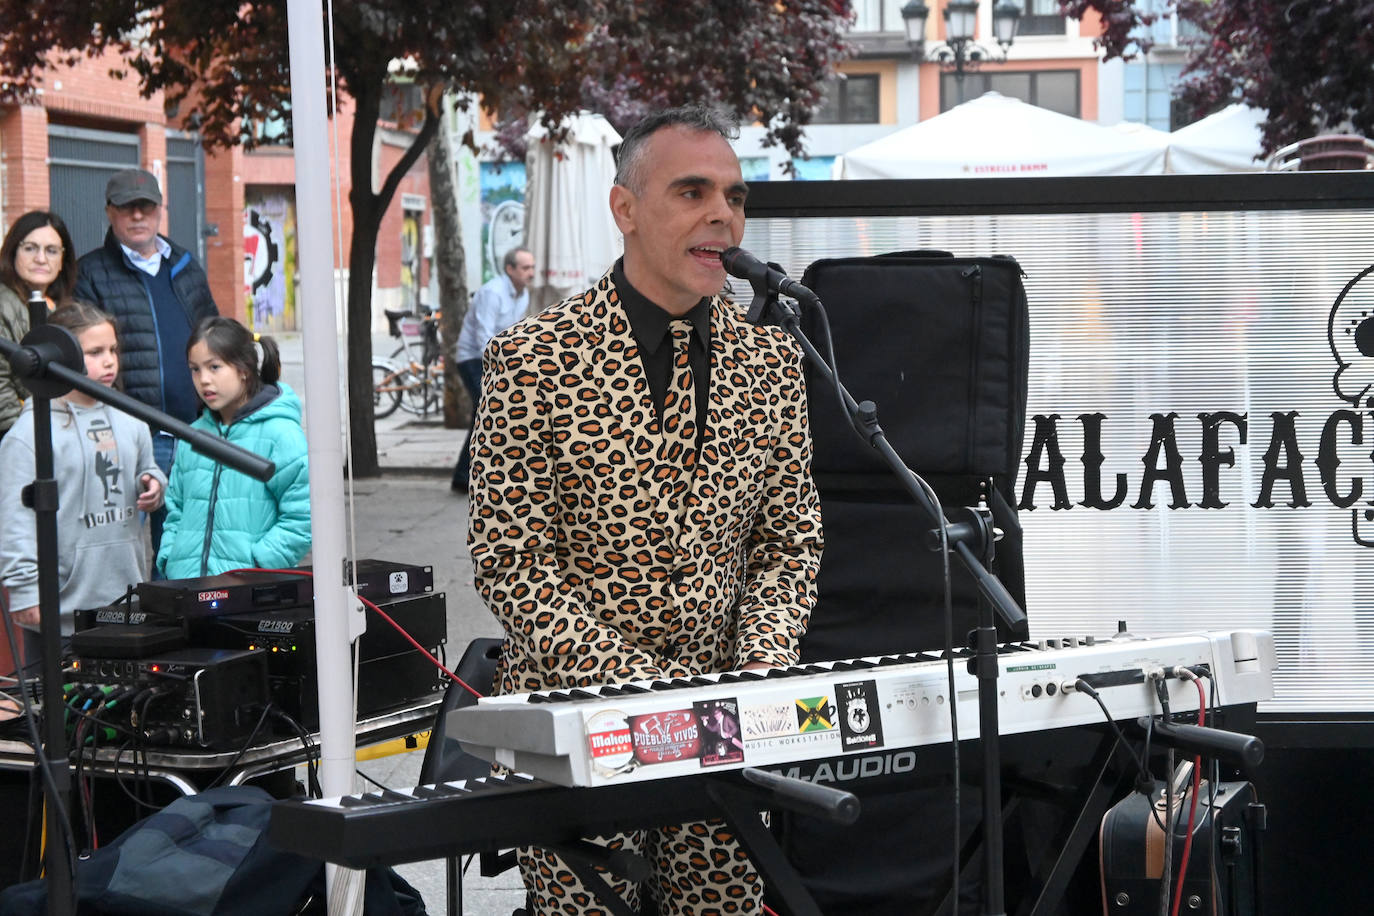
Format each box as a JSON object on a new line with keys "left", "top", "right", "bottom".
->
{"left": 396, "top": 370, "right": 429, "bottom": 415}
{"left": 399, "top": 365, "right": 439, "bottom": 416}
{"left": 373, "top": 362, "right": 403, "bottom": 419}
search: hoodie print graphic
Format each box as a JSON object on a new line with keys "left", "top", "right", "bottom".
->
{"left": 87, "top": 417, "right": 122, "bottom": 506}
{"left": 81, "top": 414, "right": 135, "bottom": 529}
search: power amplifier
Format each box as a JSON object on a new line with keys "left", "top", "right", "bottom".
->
{"left": 272, "top": 649, "right": 444, "bottom": 729}
{"left": 185, "top": 593, "right": 448, "bottom": 728}
{"left": 300, "top": 558, "right": 436, "bottom": 602}
{"left": 67, "top": 647, "right": 270, "bottom": 749}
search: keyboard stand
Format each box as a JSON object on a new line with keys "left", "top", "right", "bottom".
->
{"left": 468, "top": 772, "right": 844, "bottom": 916}
{"left": 708, "top": 779, "right": 826, "bottom": 916}
{"left": 924, "top": 729, "right": 1143, "bottom": 916}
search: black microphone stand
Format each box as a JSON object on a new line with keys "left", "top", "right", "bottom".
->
{"left": 0, "top": 299, "right": 273, "bottom": 916}
{"left": 741, "top": 278, "right": 1026, "bottom": 916}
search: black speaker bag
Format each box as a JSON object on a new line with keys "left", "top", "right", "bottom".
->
{"left": 795, "top": 250, "right": 1030, "bottom": 659}
{"left": 768, "top": 252, "right": 1031, "bottom": 916}
{"left": 799, "top": 250, "right": 1028, "bottom": 482}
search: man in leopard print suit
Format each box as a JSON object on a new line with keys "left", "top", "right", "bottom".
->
{"left": 466, "top": 105, "right": 824, "bottom": 915}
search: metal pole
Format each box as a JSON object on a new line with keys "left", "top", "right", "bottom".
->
{"left": 27, "top": 289, "right": 75, "bottom": 916}
{"left": 284, "top": 0, "right": 365, "bottom": 910}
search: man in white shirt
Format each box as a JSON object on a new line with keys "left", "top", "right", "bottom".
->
{"left": 451, "top": 246, "right": 534, "bottom": 492}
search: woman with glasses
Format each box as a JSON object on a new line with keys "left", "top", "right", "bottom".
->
{"left": 0, "top": 210, "right": 78, "bottom": 439}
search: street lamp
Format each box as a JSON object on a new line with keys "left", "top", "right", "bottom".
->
{"left": 901, "top": 0, "right": 1022, "bottom": 101}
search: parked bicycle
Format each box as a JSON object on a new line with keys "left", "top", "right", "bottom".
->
{"left": 373, "top": 305, "right": 444, "bottom": 419}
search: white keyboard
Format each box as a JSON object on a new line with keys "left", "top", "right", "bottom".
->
{"left": 449, "top": 629, "right": 1275, "bottom": 787}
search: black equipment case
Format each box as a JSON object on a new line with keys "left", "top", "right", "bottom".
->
{"left": 795, "top": 249, "right": 1031, "bottom": 661}
{"left": 771, "top": 251, "right": 1032, "bottom": 915}
{"left": 1100, "top": 778, "right": 1266, "bottom": 916}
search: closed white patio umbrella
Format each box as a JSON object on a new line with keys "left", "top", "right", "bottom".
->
{"left": 523, "top": 112, "right": 624, "bottom": 313}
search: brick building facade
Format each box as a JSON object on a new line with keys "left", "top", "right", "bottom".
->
{"left": 0, "top": 52, "right": 432, "bottom": 332}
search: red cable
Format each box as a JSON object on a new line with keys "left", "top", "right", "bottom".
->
{"left": 233, "top": 568, "right": 485, "bottom": 699}
{"left": 1169, "top": 676, "right": 1209, "bottom": 916}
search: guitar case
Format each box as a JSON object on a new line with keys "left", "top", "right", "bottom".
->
{"left": 1099, "top": 778, "right": 1266, "bottom": 916}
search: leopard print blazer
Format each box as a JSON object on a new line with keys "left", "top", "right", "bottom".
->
{"left": 467, "top": 270, "right": 824, "bottom": 695}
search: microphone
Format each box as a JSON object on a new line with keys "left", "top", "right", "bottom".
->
{"left": 720, "top": 247, "right": 820, "bottom": 306}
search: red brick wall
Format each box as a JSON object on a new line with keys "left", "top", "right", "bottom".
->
{"left": 202, "top": 145, "right": 246, "bottom": 321}
{"left": 0, "top": 106, "right": 51, "bottom": 221}
{"left": 1, "top": 52, "right": 434, "bottom": 326}
{"left": 374, "top": 135, "right": 431, "bottom": 291}
{"left": 2, "top": 49, "right": 175, "bottom": 249}
{"left": 224, "top": 97, "right": 434, "bottom": 311}
{"left": 40, "top": 49, "right": 166, "bottom": 125}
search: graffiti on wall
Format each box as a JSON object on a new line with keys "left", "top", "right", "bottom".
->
{"left": 244, "top": 189, "right": 297, "bottom": 331}
{"left": 480, "top": 162, "right": 525, "bottom": 284}
{"left": 401, "top": 210, "right": 422, "bottom": 311}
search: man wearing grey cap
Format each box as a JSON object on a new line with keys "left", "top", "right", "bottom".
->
{"left": 75, "top": 168, "right": 219, "bottom": 564}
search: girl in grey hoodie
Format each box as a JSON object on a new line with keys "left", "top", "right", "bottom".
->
{"left": 0, "top": 303, "right": 165, "bottom": 665}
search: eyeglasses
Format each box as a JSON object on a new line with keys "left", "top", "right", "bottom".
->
{"left": 18, "top": 242, "right": 63, "bottom": 259}
{"left": 111, "top": 201, "right": 159, "bottom": 215}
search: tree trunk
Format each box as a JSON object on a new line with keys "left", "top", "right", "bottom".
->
{"left": 346, "top": 196, "right": 382, "bottom": 477}
{"left": 346, "top": 87, "right": 384, "bottom": 478}
{"left": 426, "top": 104, "right": 470, "bottom": 430}
{"left": 343, "top": 87, "right": 442, "bottom": 476}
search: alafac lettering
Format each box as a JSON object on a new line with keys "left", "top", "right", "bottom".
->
{"left": 1017, "top": 410, "right": 1374, "bottom": 547}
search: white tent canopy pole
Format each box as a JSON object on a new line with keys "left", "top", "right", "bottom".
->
{"left": 285, "top": 4, "right": 365, "bottom": 912}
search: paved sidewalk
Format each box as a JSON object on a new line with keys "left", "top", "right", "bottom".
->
{"left": 272, "top": 332, "right": 526, "bottom": 913}
{"left": 276, "top": 331, "right": 467, "bottom": 476}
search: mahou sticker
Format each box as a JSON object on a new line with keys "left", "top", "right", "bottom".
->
{"left": 628, "top": 709, "right": 701, "bottom": 765}
{"left": 586, "top": 709, "right": 634, "bottom": 775}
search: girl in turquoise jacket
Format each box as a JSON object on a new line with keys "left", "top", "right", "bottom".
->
{"left": 155, "top": 317, "right": 310, "bottom": 579}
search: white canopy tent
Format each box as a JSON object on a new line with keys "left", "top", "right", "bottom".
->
{"left": 1113, "top": 120, "right": 1172, "bottom": 149}
{"left": 523, "top": 112, "right": 624, "bottom": 313}
{"left": 835, "top": 92, "right": 1167, "bottom": 179}
{"left": 1165, "top": 104, "right": 1267, "bottom": 173}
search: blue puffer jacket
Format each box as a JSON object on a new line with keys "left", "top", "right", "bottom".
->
{"left": 156, "top": 382, "right": 311, "bottom": 579}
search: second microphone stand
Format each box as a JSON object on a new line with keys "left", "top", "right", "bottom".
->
{"left": 742, "top": 278, "right": 1027, "bottom": 916}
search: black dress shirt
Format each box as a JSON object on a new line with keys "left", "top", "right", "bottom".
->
{"left": 613, "top": 261, "right": 710, "bottom": 449}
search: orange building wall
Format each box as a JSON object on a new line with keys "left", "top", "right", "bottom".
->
{"left": 205, "top": 96, "right": 433, "bottom": 322}
{"left": 2, "top": 50, "right": 169, "bottom": 233}
{"left": 0, "top": 106, "right": 51, "bottom": 217}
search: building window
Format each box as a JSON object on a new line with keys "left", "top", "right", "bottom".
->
{"left": 790, "top": 156, "right": 837, "bottom": 180}
{"left": 379, "top": 83, "right": 425, "bottom": 125}
{"left": 739, "top": 157, "right": 771, "bottom": 182}
{"left": 940, "top": 70, "right": 1080, "bottom": 117}
{"left": 851, "top": 0, "right": 908, "bottom": 32}
{"left": 1018, "top": 0, "right": 1067, "bottom": 36}
{"left": 814, "top": 74, "right": 881, "bottom": 124}
{"left": 1136, "top": 0, "right": 1204, "bottom": 48}
{"left": 247, "top": 104, "right": 291, "bottom": 145}
{"left": 1123, "top": 60, "right": 1186, "bottom": 130}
